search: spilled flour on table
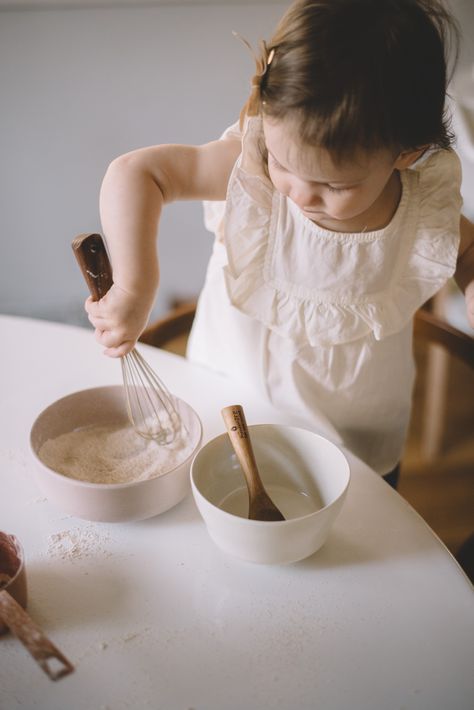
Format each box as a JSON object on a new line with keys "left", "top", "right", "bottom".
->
{"left": 38, "top": 421, "right": 194, "bottom": 484}
{"left": 47, "top": 525, "right": 112, "bottom": 561}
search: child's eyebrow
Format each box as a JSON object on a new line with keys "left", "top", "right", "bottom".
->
{"left": 267, "top": 150, "right": 362, "bottom": 185}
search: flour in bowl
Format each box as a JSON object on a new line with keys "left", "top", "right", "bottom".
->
{"left": 38, "top": 422, "right": 195, "bottom": 484}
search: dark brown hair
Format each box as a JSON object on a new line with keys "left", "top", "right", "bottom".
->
{"left": 244, "top": 0, "right": 460, "bottom": 159}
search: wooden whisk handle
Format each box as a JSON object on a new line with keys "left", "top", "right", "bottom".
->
{"left": 72, "top": 233, "right": 113, "bottom": 301}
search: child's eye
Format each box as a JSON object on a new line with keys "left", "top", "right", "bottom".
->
{"left": 326, "top": 185, "right": 352, "bottom": 193}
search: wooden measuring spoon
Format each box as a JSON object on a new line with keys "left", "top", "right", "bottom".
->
{"left": 221, "top": 405, "right": 285, "bottom": 522}
{"left": 0, "top": 580, "right": 74, "bottom": 681}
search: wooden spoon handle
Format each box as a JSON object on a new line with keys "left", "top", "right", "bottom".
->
{"left": 71, "top": 232, "right": 113, "bottom": 301}
{"left": 0, "top": 590, "right": 74, "bottom": 681}
{"left": 221, "top": 405, "right": 266, "bottom": 499}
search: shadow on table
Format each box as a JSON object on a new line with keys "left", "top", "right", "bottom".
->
{"left": 130, "top": 494, "right": 201, "bottom": 529}
{"left": 25, "top": 562, "right": 132, "bottom": 633}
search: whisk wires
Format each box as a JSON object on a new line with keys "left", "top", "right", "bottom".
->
{"left": 121, "top": 349, "right": 182, "bottom": 445}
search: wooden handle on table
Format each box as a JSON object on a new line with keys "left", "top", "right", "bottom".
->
{"left": 221, "top": 405, "right": 265, "bottom": 498}
{"left": 71, "top": 232, "right": 113, "bottom": 301}
{"left": 0, "top": 590, "right": 74, "bottom": 681}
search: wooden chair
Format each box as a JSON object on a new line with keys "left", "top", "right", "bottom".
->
{"left": 414, "top": 308, "right": 474, "bottom": 369}
{"left": 414, "top": 304, "right": 474, "bottom": 462}
{"left": 411, "top": 307, "right": 474, "bottom": 582}
{"left": 141, "top": 299, "right": 473, "bottom": 366}
{"left": 140, "top": 300, "right": 196, "bottom": 355}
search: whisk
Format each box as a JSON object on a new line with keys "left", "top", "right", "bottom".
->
{"left": 72, "top": 233, "right": 181, "bottom": 445}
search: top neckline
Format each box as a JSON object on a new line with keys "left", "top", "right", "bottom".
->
{"left": 284, "top": 168, "right": 415, "bottom": 243}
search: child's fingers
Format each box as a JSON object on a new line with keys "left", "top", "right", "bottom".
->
{"left": 103, "top": 342, "right": 135, "bottom": 358}
{"left": 86, "top": 301, "right": 126, "bottom": 332}
{"left": 84, "top": 296, "right": 102, "bottom": 316}
{"left": 87, "top": 312, "right": 108, "bottom": 328}
{"left": 93, "top": 327, "right": 136, "bottom": 356}
{"left": 94, "top": 328, "right": 121, "bottom": 347}
{"left": 83, "top": 291, "right": 145, "bottom": 353}
{"left": 85, "top": 295, "right": 113, "bottom": 317}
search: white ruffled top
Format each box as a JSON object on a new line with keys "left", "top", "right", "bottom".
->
{"left": 193, "top": 116, "right": 462, "bottom": 474}
{"left": 204, "top": 117, "right": 462, "bottom": 347}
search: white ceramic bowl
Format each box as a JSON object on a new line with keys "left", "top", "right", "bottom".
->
{"left": 29, "top": 385, "right": 202, "bottom": 522}
{"left": 191, "top": 424, "right": 350, "bottom": 564}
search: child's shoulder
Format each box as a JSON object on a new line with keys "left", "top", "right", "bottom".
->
{"left": 410, "top": 147, "right": 461, "bottom": 182}
{"left": 218, "top": 120, "right": 242, "bottom": 143}
{"left": 408, "top": 148, "right": 462, "bottom": 214}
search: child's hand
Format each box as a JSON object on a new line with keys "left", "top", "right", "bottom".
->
{"left": 465, "top": 281, "right": 474, "bottom": 330}
{"left": 85, "top": 284, "right": 154, "bottom": 358}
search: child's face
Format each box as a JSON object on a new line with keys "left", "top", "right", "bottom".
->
{"left": 263, "top": 117, "right": 402, "bottom": 231}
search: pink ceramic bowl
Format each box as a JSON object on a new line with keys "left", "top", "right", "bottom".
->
{"left": 29, "top": 386, "right": 202, "bottom": 523}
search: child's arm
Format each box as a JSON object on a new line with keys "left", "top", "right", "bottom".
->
{"left": 86, "top": 137, "right": 241, "bottom": 357}
{"left": 455, "top": 215, "right": 474, "bottom": 329}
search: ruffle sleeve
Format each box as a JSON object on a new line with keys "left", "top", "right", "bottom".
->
{"left": 202, "top": 120, "right": 242, "bottom": 241}
{"left": 390, "top": 148, "right": 462, "bottom": 311}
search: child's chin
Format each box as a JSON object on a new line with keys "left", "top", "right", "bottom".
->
{"left": 302, "top": 208, "right": 326, "bottom": 218}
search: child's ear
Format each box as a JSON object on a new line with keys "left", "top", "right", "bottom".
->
{"left": 394, "top": 146, "right": 429, "bottom": 170}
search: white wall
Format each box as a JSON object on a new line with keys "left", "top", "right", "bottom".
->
{"left": 0, "top": 2, "right": 286, "bottom": 326}
{"left": 0, "top": 0, "right": 473, "bottom": 328}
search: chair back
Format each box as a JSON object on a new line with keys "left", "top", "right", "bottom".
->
{"left": 413, "top": 309, "right": 474, "bottom": 369}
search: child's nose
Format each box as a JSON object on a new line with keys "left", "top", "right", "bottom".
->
{"left": 289, "top": 182, "right": 322, "bottom": 209}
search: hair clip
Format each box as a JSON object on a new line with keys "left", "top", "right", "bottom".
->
{"left": 233, "top": 31, "right": 275, "bottom": 124}
{"left": 232, "top": 31, "right": 275, "bottom": 77}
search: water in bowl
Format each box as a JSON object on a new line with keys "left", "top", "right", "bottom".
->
{"left": 218, "top": 484, "right": 321, "bottom": 520}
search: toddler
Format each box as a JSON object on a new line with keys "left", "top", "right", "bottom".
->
{"left": 86, "top": 0, "right": 474, "bottom": 481}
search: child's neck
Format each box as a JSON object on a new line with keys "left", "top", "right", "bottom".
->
{"left": 312, "top": 171, "right": 402, "bottom": 234}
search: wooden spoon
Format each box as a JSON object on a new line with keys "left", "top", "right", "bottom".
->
{"left": 0, "top": 582, "right": 74, "bottom": 681}
{"left": 221, "top": 405, "right": 285, "bottom": 522}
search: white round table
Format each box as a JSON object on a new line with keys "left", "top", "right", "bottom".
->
{"left": 0, "top": 315, "right": 472, "bottom": 710}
